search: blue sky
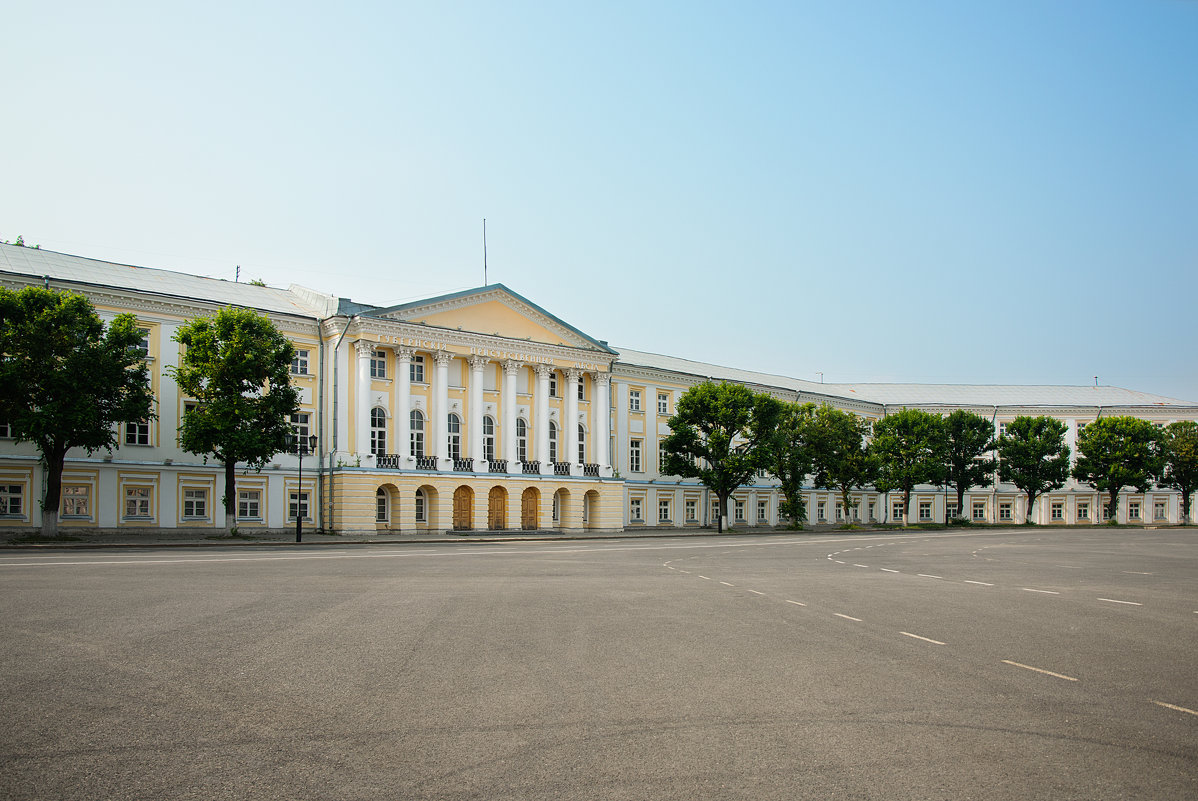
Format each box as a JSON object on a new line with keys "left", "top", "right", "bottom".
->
{"left": 4, "top": 1, "right": 1196, "bottom": 400}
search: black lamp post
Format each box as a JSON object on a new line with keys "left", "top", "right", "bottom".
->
{"left": 289, "top": 434, "right": 318, "bottom": 542}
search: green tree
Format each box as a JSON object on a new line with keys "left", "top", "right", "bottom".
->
{"left": 660, "top": 382, "right": 782, "bottom": 532}
{"left": 869, "top": 408, "right": 947, "bottom": 525}
{"left": 1159, "top": 421, "right": 1198, "bottom": 524}
{"left": 808, "top": 404, "right": 873, "bottom": 526}
{"left": 767, "top": 402, "right": 816, "bottom": 527}
{"left": 944, "top": 410, "right": 997, "bottom": 521}
{"left": 996, "top": 415, "right": 1071, "bottom": 524}
{"left": 169, "top": 307, "right": 300, "bottom": 525}
{"left": 1072, "top": 416, "right": 1162, "bottom": 523}
{"left": 0, "top": 286, "right": 154, "bottom": 535}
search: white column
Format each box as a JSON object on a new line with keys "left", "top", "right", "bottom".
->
{"left": 434, "top": 351, "right": 451, "bottom": 468}
{"left": 396, "top": 347, "right": 413, "bottom": 462}
{"left": 503, "top": 359, "right": 520, "bottom": 465}
{"left": 535, "top": 365, "right": 551, "bottom": 472}
{"left": 469, "top": 356, "right": 487, "bottom": 468}
{"left": 354, "top": 340, "right": 374, "bottom": 457}
{"left": 594, "top": 372, "right": 611, "bottom": 476}
{"left": 614, "top": 379, "right": 628, "bottom": 477}
{"left": 566, "top": 368, "right": 581, "bottom": 475}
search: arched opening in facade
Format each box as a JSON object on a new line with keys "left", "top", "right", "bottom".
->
{"left": 483, "top": 416, "right": 496, "bottom": 462}
{"left": 452, "top": 485, "right": 474, "bottom": 531}
{"left": 554, "top": 488, "right": 571, "bottom": 529}
{"left": 376, "top": 483, "right": 401, "bottom": 529}
{"left": 410, "top": 410, "right": 425, "bottom": 457}
{"left": 548, "top": 420, "right": 558, "bottom": 463}
{"left": 447, "top": 413, "right": 462, "bottom": 460}
{"left": 370, "top": 408, "right": 387, "bottom": 456}
{"left": 488, "top": 486, "right": 507, "bottom": 530}
{"left": 415, "top": 485, "right": 437, "bottom": 531}
{"left": 516, "top": 418, "right": 528, "bottom": 463}
{"left": 584, "top": 489, "right": 601, "bottom": 530}
{"left": 521, "top": 487, "right": 539, "bottom": 530}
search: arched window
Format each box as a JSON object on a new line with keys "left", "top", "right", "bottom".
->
{"left": 548, "top": 421, "right": 558, "bottom": 463}
{"left": 516, "top": 418, "right": 528, "bottom": 463}
{"left": 415, "top": 488, "right": 426, "bottom": 522}
{"left": 483, "top": 416, "right": 496, "bottom": 462}
{"left": 552, "top": 492, "right": 561, "bottom": 522}
{"left": 410, "top": 410, "right": 425, "bottom": 457}
{"left": 578, "top": 424, "right": 586, "bottom": 464}
{"left": 375, "top": 488, "right": 389, "bottom": 522}
{"left": 370, "top": 407, "right": 387, "bottom": 456}
{"left": 447, "top": 413, "right": 462, "bottom": 460}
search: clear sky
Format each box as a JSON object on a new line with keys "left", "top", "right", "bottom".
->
{"left": 4, "top": 1, "right": 1196, "bottom": 401}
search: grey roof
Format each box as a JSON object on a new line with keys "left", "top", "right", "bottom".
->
{"left": 615, "top": 347, "right": 1197, "bottom": 410}
{"left": 0, "top": 243, "right": 337, "bottom": 318}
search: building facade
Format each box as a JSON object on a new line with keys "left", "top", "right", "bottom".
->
{"left": 2, "top": 242, "right": 1196, "bottom": 533}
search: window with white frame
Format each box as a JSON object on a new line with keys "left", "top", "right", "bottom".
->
{"left": 711, "top": 499, "right": 721, "bottom": 522}
{"left": 376, "top": 488, "right": 389, "bottom": 522}
{"left": 1051, "top": 501, "right": 1064, "bottom": 521}
{"left": 447, "top": 413, "right": 462, "bottom": 460}
{"left": 125, "top": 420, "right": 150, "bottom": 446}
{"left": 410, "top": 355, "right": 425, "bottom": 383}
{"left": 516, "top": 419, "right": 528, "bottom": 462}
{"left": 288, "top": 491, "right": 310, "bottom": 522}
{"left": 758, "top": 499, "right": 768, "bottom": 522}
{"left": 999, "top": 502, "right": 1013, "bottom": 521}
{"left": 292, "top": 349, "right": 309, "bottom": 375}
{"left": 549, "top": 373, "right": 558, "bottom": 397}
{"left": 1154, "top": 499, "right": 1167, "bottom": 520}
{"left": 483, "top": 416, "right": 496, "bottom": 461}
{"left": 553, "top": 493, "right": 561, "bottom": 523}
{"left": 685, "top": 499, "right": 697, "bottom": 521}
{"left": 972, "top": 501, "right": 985, "bottom": 521}
{"left": 410, "top": 410, "right": 425, "bottom": 457}
{"left": 0, "top": 484, "right": 24, "bottom": 516}
{"left": 134, "top": 328, "right": 151, "bottom": 357}
{"left": 919, "top": 501, "right": 932, "bottom": 521}
{"left": 548, "top": 421, "right": 558, "bottom": 463}
{"left": 629, "top": 390, "right": 642, "bottom": 411}
{"left": 290, "top": 412, "right": 310, "bottom": 443}
{"left": 415, "top": 488, "right": 427, "bottom": 522}
{"left": 659, "top": 498, "right": 671, "bottom": 522}
{"left": 998, "top": 422, "right": 1008, "bottom": 436}
{"left": 577, "top": 424, "right": 586, "bottom": 464}
{"left": 1128, "top": 500, "right": 1141, "bottom": 520}
{"left": 629, "top": 439, "right": 642, "bottom": 473}
{"left": 734, "top": 499, "right": 745, "bottom": 522}
{"left": 370, "top": 408, "right": 387, "bottom": 455}
{"left": 630, "top": 497, "right": 643, "bottom": 522}
{"left": 0, "top": 421, "right": 10, "bottom": 438}
{"left": 238, "top": 490, "right": 261, "bottom": 520}
{"left": 818, "top": 501, "right": 826, "bottom": 521}
{"left": 1102, "top": 503, "right": 1111, "bottom": 521}
{"left": 577, "top": 377, "right": 585, "bottom": 401}
{"left": 659, "top": 441, "right": 668, "bottom": 474}
{"left": 1077, "top": 502, "right": 1089, "bottom": 521}
{"left": 892, "top": 500, "right": 905, "bottom": 521}
{"left": 61, "top": 485, "right": 89, "bottom": 517}
{"left": 868, "top": 502, "right": 876, "bottom": 521}
{"left": 125, "top": 486, "right": 152, "bottom": 519}
{"left": 182, "top": 488, "right": 208, "bottom": 519}
{"left": 370, "top": 349, "right": 387, "bottom": 379}
{"left": 946, "top": 501, "right": 959, "bottom": 520}
{"left": 658, "top": 393, "right": 669, "bottom": 415}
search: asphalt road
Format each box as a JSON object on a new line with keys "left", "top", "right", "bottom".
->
{"left": 1, "top": 529, "right": 1194, "bottom": 800}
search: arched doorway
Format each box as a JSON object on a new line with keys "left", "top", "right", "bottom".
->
{"left": 415, "top": 485, "right": 438, "bottom": 531}
{"left": 452, "top": 486, "right": 474, "bottom": 531}
{"left": 488, "top": 486, "right": 507, "bottom": 530}
{"left": 521, "top": 487, "right": 539, "bottom": 530}
{"left": 554, "top": 488, "right": 571, "bottom": 530}
{"left": 584, "top": 489, "right": 601, "bottom": 530}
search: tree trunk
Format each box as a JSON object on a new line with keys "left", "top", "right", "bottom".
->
{"left": 1106, "top": 488, "right": 1119, "bottom": 523}
{"left": 1183, "top": 491, "right": 1192, "bottom": 524}
{"left": 902, "top": 488, "right": 911, "bottom": 526}
{"left": 224, "top": 458, "right": 237, "bottom": 529}
{"left": 40, "top": 445, "right": 68, "bottom": 537}
{"left": 1025, "top": 491, "right": 1037, "bottom": 524}
{"left": 956, "top": 485, "right": 966, "bottom": 522}
{"left": 717, "top": 491, "right": 728, "bottom": 533}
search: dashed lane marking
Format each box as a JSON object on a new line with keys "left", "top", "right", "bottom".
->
{"left": 698, "top": 575, "right": 711, "bottom": 580}
{"left": 1002, "top": 660, "right": 1078, "bottom": 681}
{"left": 719, "top": 581, "right": 735, "bottom": 587}
{"left": 964, "top": 580, "right": 994, "bottom": 586}
{"left": 1123, "top": 571, "right": 1154, "bottom": 575}
{"left": 880, "top": 568, "right": 900, "bottom": 573}
{"left": 747, "top": 589, "right": 765, "bottom": 595}
{"left": 1153, "top": 700, "right": 1198, "bottom": 717}
{"left": 900, "top": 631, "right": 946, "bottom": 645}
{"left": 917, "top": 574, "right": 942, "bottom": 579}
{"left": 1022, "top": 588, "right": 1060, "bottom": 595}
{"left": 1097, "top": 598, "right": 1142, "bottom": 606}
{"left": 786, "top": 600, "right": 806, "bottom": 607}
{"left": 834, "top": 613, "right": 863, "bottom": 622}
{"left": 852, "top": 564, "right": 869, "bottom": 568}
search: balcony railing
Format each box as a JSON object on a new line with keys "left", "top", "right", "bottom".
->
{"left": 488, "top": 459, "right": 507, "bottom": 474}
{"left": 583, "top": 463, "right": 599, "bottom": 477}
{"left": 521, "top": 460, "right": 540, "bottom": 475}
{"left": 376, "top": 454, "right": 402, "bottom": 470}
{"left": 453, "top": 458, "right": 474, "bottom": 472}
{"left": 415, "top": 456, "right": 438, "bottom": 470}
{"left": 553, "top": 462, "right": 571, "bottom": 476}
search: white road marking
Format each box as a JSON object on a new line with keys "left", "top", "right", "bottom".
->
{"left": 1097, "top": 598, "right": 1141, "bottom": 606}
{"left": 786, "top": 600, "right": 806, "bottom": 607}
{"left": 1002, "top": 660, "right": 1077, "bottom": 681}
{"left": 964, "top": 580, "right": 994, "bottom": 586}
{"left": 678, "top": 570, "right": 690, "bottom": 574}
{"left": 900, "top": 631, "right": 945, "bottom": 645}
{"left": 1022, "top": 588, "right": 1060, "bottom": 594}
{"left": 1123, "top": 571, "right": 1154, "bottom": 575}
{"left": 698, "top": 575, "right": 711, "bottom": 580}
{"left": 719, "top": 581, "right": 735, "bottom": 587}
{"left": 1153, "top": 700, "right": 1198, "bottom": 717}
{"left": 853, "top": 563, "right": 869, "bottom": 568}
{"left": 834, "top": 560, "right": 845, "bottom": 564}
{"left": 880, "top": 568, "right": 900, "bottom": 573}
{"left": 834, "top": 613, "right": 862, "bottom": 622}
{"left": 747, "top": 589, "right": 765, "bottom": 595}
{"left": 917, "top": 574, "right": 942, "bottom": 579}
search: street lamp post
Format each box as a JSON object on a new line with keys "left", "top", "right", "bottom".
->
{"left": 290, "top": 434, "right": 318, "bottom": 543}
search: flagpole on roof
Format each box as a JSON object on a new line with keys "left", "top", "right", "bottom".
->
{"left": 483, "top": 218, "right": 488, "bottom": 286}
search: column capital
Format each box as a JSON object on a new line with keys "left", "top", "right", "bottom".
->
{"left": 503, "top": 359, "right": 523, "bottom": 375}
{"left": 395, "top": 346, "right": 416, "bottom": 361}
{"left": 592, "top": 371, "right": 612, "bottom": 386}
{"left": 434, "top": 350, "right": 453, "bottom": 368}
{"left": 468, "top": 355, "right": 489, "bottom": 371}
{"left": 354, "top": 339, "right": 376, "bottom": 359}
{"left": 535, "top": 364, "right": 554, "bottom": 379}
{"left": 565, "top": 367, "right": 582, "bottom": 381}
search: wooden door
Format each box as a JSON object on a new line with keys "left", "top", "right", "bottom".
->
{"left": 521, "top": 488, "right": 538, "bottom": 530}
{"left": 488, "top": 487, "right": 506, "bottom": 530}
{"left": 452, "top": 486, "right": 473, "bottom": 531}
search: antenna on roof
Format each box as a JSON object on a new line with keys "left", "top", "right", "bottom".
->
{"left": 1094, "top": 376, "right": 1099, "bottom": 387}
{"left": 483, "top": 218, "right": 488, "bottom": 286}
{"left": 236, "top": 265, "right": 240, "bottom": 283}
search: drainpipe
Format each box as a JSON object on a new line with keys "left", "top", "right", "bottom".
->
{"left": 324, "top": 315, "right": 357, "bottom": 531}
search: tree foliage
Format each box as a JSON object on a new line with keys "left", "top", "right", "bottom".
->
{"left": 766, "top": 402, "right": 815, "bottom": 527}
{"left": 869, "top": 408, "right": 947, "bottom": 524}
{"left": 169, "top": 307, "right": 300, "bottom": 522}
{"left": 0, "top": 286, "right": 154, "bottom": 535}
{"left": 1071, "top": 416, "right": 1161, "bottom": 522}
{"left": 808, "top": 404, "right": 873, "bottom": 525}
{"left": 1159, "top": 421, "right": 1198, "bottom": 523}
{"left": 660, "top": 382, "right": 782, "bottom": 532}
{"left": 944, "top": 410, "right": 997, "bottom": 520}
{"left": 996, "top": 415, "right": 1071, "bottom": 523}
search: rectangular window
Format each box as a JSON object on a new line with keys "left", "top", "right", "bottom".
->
{"left": 919, "top": 501, "right": 932, "bottom": 521}
{"left": 182, "top": 488, "right": 208, "bottom": 519}
{"left": 629, "top": 390, "right": 642, "bottom": 412}
{"left": 893, "top": 501, "right": 905, "bottom": 521}
{"left": 685, "top": 499, "right": 697, "bottom": 521}
{"left": 0, "top": 421, "right": 10, "bottom": 438}
{"left": 1077, "top": 502, "right": 1089, "bottom": 521}
{"left": 999, "top": 502, "right": 1013, "bottom": 521}
{"left": 549, "top": 374, "right": 558, "bottom": 397}
{"left": 238, "top": 490, "right": 261, "bottom": 520}
{"left": 758, "top": 500, "right": 768, "bottom": 522}
{"left": 289, "top": 491, "right": 310, "bottom": 522}
{"left": 370, "top": 349, "right": 387, "bottom": 378}
{"left": 946, "top": 502, "right": 959, "bottom": 520}
{"left": 290, "top": 412, "right": 310, "bottom": 442}
{"left": 376, "top": 491, "right": 389, "bottom": 522}
{"left": 292, "top": 349, "right": 309, "bottom": 375}
{"left": 734, "top": 499, "right": 745, "bottom": 521}
{"left": 1051, "top": 501, "right": 1064, "bottom": 521}
{"left": 835, "top": 505, "right": 844, "bottom": 522}
{"left": 135, "top": 328, "right": 151, "bottom": 357}
{"left": 124, "top": 487, "right": 151, "bottom": 518}
{"left": 629, "top": 439, "right": 642, "bottom": 473}
{"left": 630, "top": 498, "right": 643, "bottom": 522}
{"left": 410, "top": 355, "right": 425, "bottom": 383}
{"left": 818, "top": 501, "right": 826, "bottom": 522}
{"left": 972, "top": 501, "right": 985, "bottom": 521}
{"left": 658, "top": 442, "right": 668, "bottom": 474}
{"left": 0, "top": 484, "right": 24, "bottom": 516}
{"left": 868, "top": 502, "right": 876, "bottom": 521}
{"left": 657, "top": 393, "right": 669, "bottom": 415}
{"left": 577, "top": 378, "right": 585, "bottom": 401}
{"left": 415, "top": 491, "right": 426, "bottom": 522}
{"left": 125, "top": 420, "right": 150, "bottom": 446}
{"left": 1155, "top": 499, "right": 1167, "bottom": 520}
{"left": 711, "top": 500, "right": 721, "bottom": 522}
{"left": 1128, "top": 501, "right": 1141, "bottom": 520}
{"left": 659, "top": 498, "right": 670, "bottom": 522}
{"left": 1102, "top": 504, "right": 1111, "bottom": 521}
{"left": 61, "top": 485, "right": 89, "bottom": 517}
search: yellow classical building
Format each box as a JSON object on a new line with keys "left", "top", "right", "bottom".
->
{"left": 2, "top": 242, "right": 1196, "bottom": 533}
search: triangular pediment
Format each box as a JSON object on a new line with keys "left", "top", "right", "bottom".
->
{"left": 371, "top": 284, "right": 614, "bottom": 354}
